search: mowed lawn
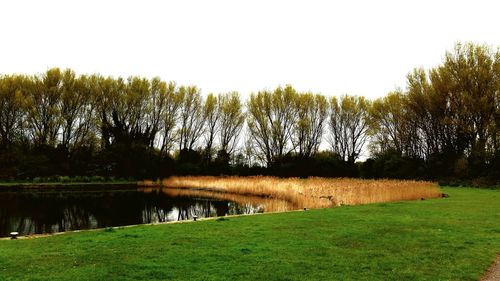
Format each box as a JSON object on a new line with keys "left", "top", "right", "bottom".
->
{"left": 0, "top": 187, "right": 499, "bottom": 281}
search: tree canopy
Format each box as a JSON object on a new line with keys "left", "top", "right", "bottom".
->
{"left": 0, "top": 42, "right": 499, "bottom": 184}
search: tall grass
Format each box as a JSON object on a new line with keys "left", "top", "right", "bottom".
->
{"left": 141, "top": 176, "right": 441, "bottom": 209}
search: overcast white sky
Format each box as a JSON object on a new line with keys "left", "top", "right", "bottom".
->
{"left": 1, "top": 0, "right": 499, "bottom": 99}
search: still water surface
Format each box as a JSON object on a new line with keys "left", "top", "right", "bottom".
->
{"left": 0, "top": 186, "right": 297, "bottom": 237}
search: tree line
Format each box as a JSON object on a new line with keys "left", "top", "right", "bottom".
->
{"left": 0, "top": 42, "right": 498, "bottom": 184}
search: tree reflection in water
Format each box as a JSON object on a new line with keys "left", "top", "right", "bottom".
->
{"left": 0, "top": 187, "right": 298, "bottom": 237}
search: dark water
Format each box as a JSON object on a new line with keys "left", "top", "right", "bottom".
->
{"left": 0, "top": 186, "right": 271, "bottom": 237}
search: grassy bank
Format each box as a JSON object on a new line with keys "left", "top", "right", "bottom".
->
{"left": 1, "top": 187, "right": 499, "bottom": 281}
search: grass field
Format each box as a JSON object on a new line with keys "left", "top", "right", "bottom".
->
{"left": 0, "top": 187, "right": 499, "bottom": 281}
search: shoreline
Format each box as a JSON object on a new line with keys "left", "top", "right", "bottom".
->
{"left": 0, "top": 207, "right": 303, "bottom": 240}
{"left": 0, "top": 181, "right": 138, "bottom": 190}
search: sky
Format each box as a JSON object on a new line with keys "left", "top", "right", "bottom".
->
{"left": 0, "top": 0, "right": 499, "bottom": 99}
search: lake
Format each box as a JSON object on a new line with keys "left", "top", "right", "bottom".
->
{"left": 0, "top": 185, "right": 299, "bottom": 237}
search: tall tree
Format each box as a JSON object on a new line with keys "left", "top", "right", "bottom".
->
{"left": 329, "top": 95, "right": 371, "bottom": 163}
{"left": 91, "top": 75, "right": 118, "bottom": 149}
{"left": 70, "top": 74, "right": 98, "bottom": 149}
{"left": 146, "top": 77, "right": 167, "bottom": 148}
{"left": 493, "top": 50, "right": 500, "bottom": 153}
{"left": 178, "top": 86, "right": 204, "bottom": 151}
{"left": 406, "top": 68, "right": 442, "bottom": 158}
{"left": 218, "top": 92, "right": 245, "bottom": 154}
{"left": 25, "top": 68, "right": 63, "bottom": 146}
{"left": 370, "top": 91, "right": 421, "bottom": 157}
{"left": 247, "top": 85, "right": 298, "bottom": 166}
{"left": 122, "top": 76, "right": 152, "bottom": 144}
{"left": 294, "top": 93, "right": 328, "bottom": 157}
{"left": 160, "top": 82, "right": 182, "bottom": 156}
{"left": 440, "top": 43, "right": 498, "bottom": 164}
{"left": 59, "top": 69, "right": 96, "bottom": 149}
{"left": 98, "top": 76, "right": 151, "bottom": 147}
{"left": 0, "top": 75, "right": 27, "bottom": 148}
{"left": 203, "top": 93, "right": 220, "bottom": 162}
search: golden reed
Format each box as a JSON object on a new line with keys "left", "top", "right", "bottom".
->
{"left": 139, "top": 176, "right": 442, "bottom": 210}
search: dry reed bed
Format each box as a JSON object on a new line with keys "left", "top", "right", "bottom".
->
{"left": 141, "top": 176, "right": 441, "bottom": 209}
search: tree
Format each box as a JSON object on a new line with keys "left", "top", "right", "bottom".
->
{"left": 159, "top": 82, "right": 182, "bottom": 156}
{"left": 146, "top": 77, "right": 168, "bottom": 149}
{"left": 440, "top": 43, "right": 498, "bottom": 166}
{"left": 91, "top": 75, "right": 117, "bottom": 149}
{"left": 218, "top": 92, "right": 245, "bottom": 155}
{"left": 329, "top": 95, "right": 371, "bottom": 163}
{"left": 247, "top": 85, "right": 298, "bottom": 167}
{"left": 369, "top": 91, "right": 421, "bottom": 158}
{"left": 98, "top": 76, "right": 152, "bottom": 147}
{"left": 203, "top": 93, "right": 220, "bottom": 163}
{"left": 178, "top": 86, "right": 204, "bottom": 151}
{"left": 294, "top": 93, "right": 328, "bottom": 157}
{"left": 493, "top": 49, "right": 500, "bottom": 154}
{"left": 406, "top": 68, "right": 441, "bottom": 158}
{"left": 0, "top": 42, "right": 497, "bottom": 182}
{"left": 25, "top": 68, "right": 63, "bottom": 146}
{"left": 0, "top": 75, "right": 27, "bottom": 148}
{"left": 59, "top": 69, "right": 96, "bottom": 150}
{"left": 122, "top": 76, "right": 153, "bottom": 144}
{"left": 72, "top": 75, "right": 99, "bottom": 149}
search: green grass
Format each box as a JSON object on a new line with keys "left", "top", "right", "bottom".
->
{"left": 0, "top": 187, "right": 499, "bottom": 280}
